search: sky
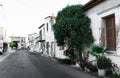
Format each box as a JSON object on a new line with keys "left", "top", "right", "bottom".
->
{"left": 0, "top": 0, "right": 90, "bottom": 39}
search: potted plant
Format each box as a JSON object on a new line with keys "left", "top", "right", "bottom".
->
{"left": 90, "top": 45, "right": 105, "bottom": 58}
{"left": 90, "top": 45, "right": 105, "bottom": 65}
{"left": 97, "top": 56, "right": 112, "bottom": 77}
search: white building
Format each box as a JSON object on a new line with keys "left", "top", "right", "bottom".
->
{"left": 28, "top": 33, "right": 40, "bottom": 52}
{"left": 38, "top": 24, "right": 45, "bottom": 54}
{"left": 84, "top": 0, "right": 120, "bottom": 65}
{"left": 38, "top": 16, "right": 67, "bottom": 58}
{"left": 9, "top": 36, "right": 26, "bottom": 49}
{"left": 0, "top": 27, "right": 6, "bottom": 41}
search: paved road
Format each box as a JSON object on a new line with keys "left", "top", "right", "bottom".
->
{"left": 0, "top": 49, "right": 97, "bottom": 78}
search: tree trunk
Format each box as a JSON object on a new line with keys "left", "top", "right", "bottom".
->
{"left": 78, "top": 49, "right": 82, "bottom": 61}
{"left": 75, "top": 48, "right": 82, "bottom": 61}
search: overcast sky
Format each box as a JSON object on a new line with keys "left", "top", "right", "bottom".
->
{"left": 0, "top": 0, "right": 90, "bottom": 38}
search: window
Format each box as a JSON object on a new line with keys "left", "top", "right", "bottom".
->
{"left": 39, "top": 30, "right": 42, "bottom": 40}
{"left": 47, "top": 23, "right": 48, "bottom": 31}
{"left": 50, "top": 19, "right": 54, "bottom": 31}
{"left": 21, "top": 39, "right": 23, "bottom": 42}
{"left": 46, "top": 42, "right": 49, "bottom": 48}
{"left": 28, "top": 37, "right": 30, "bottom": 40}
{"left": 21, "top": 44, "right": 23, "bottom": 46}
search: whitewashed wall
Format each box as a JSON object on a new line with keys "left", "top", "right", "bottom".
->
{"left": 85, "top": 0, "right": 120, "bottom": 55}
{"left": 28, "top": 33, "right": 39, "bottom": 52}
{"left": 85, "top": 0, "right": 120, "bottom": 66}
{"left": 44, "top": 17, "right": 67, "bottom": 58}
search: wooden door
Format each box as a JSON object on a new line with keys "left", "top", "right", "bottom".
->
{"left": 105, "top": 15, "right": 116, "bottom": 51}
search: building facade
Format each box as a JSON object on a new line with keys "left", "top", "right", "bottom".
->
{"left": 38, "top": 24, "right": 45, "bottom": 54}
{"left": 38, "top": 16, "right": 67, "bottom": 58}
{"left": 84, "top": 0, "right": 120, "bottom": 55}
{"left": 28, "top": 33, "right": 40, "bottom": 52}
{"left": 9, "top": 36, "right": 26, "bottom": 49}
{"left": 0, "top": 27, "right": 6, "bottom": 41}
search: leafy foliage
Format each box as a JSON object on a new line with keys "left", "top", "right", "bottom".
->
{"left": 53, "top": 4, "right": 94, "bottom": 59}
{"left": 9, "top": 41, "right": 18, "bottom": 48}
{"left": 90, "top": 45, "right": 105, "bottom": 58}
{"left": 97, "top": 56, "right": 112, "bottom": 69}
{"left": 68, "top": 49, "right": 76, "bottom": 60}
{"left": 65, "top": 48, "right": 76, "bottom": 60}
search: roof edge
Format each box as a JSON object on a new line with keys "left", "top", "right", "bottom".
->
{"left": 38, "top": 23, "right": 45, "bottom": 29}
{"left": 44, "top": 16, "right": 56, "bottom": 19}
{"left": 9, "top": 36, "right": 26, "bottom": 38}
{"left": 83, "top": 0, "right": 105, "bottom": 11}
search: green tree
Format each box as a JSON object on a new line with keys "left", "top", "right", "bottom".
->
{"left": 53, "top": 4, "right": 94, "bottom": 61}
{"left": 9, "top": 41, "right": 18, "bottom": 49}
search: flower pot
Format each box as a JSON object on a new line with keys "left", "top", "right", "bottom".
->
{"left": 98, "top": 69, "right": 105, "bottom": 77}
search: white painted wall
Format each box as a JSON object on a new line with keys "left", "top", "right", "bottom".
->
{"left": 39, "top": 26, "right": 45, "bottom": 54}
{"left": 85, "top": 0, "right": 120, "bottom": 66}
{"left": 44, "top": 17, "right": 54, "bottom": 56}
{"left": 28, "top": 33, "right": 39, "bottom": 52}
{"left": 42, "top": 16, "right": 67, "bottom": 58}
{"left": 85, "top": 0, "right": 120, "bottom": 55}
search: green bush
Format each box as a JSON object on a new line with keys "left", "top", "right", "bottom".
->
{"left": 58, "top": 59, "right": 72, "bottom": 64}
{"left": 53, "top": 4, "right": 94, "bottom": 61}
{"left": 9, "top": 41, "right": 18, "bottom": 48}
{"left": 97, "top": 56, "right": 112, "bottom": 69}
{"left": 65, "top": 48, "right": 76, "bottom": 60}
{"left": 9, "top": 42, "right": 16, "bottom": 48}
{"left": 90, "top": 45, "right": 105, "bottom": 58}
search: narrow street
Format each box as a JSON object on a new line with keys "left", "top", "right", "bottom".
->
{"left": 0, "top": 50, "right": 97, "bottom": 78}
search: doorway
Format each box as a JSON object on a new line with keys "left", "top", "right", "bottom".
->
{"left": 105, "top": 14, "right": 116, "bottom": 51}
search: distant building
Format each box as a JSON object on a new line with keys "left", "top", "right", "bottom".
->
{"left": 38, "top": 15, "right": 67, "bottom": 58}
{"left": 9, "top": 36, "right": 26, "bottom": 49}
{"left": 28, "top": 33, "right": 39, "bottom": 52}
{"left": 0, "top": 27, "right": 7, "bottom": 41}
{"left": 0, "top": 27, "right": 4, "bottom": 40}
